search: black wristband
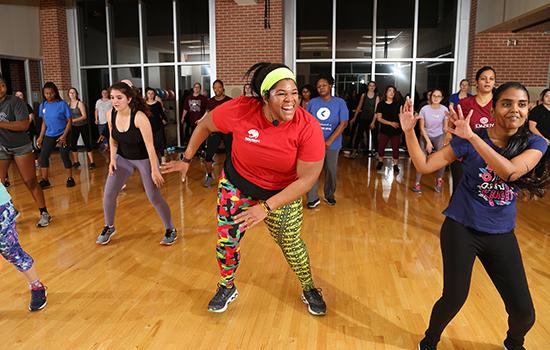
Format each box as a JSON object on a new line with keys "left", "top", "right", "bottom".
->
{"left": 181, "top": 154, "right": 192, "bottom": 163}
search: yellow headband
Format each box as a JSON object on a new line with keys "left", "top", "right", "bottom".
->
{"left": 260, "top": 67, "right": 296, "bottom": 96}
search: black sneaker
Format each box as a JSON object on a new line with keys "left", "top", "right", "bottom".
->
{"left": 38, "top": 178, "right": 51, "bottom": 188}
{"left": 72, "top": 161, "right": 81, "bottom": 169}
{"left": 66, "top": 177, "right": 76, "bottom": 187}
{"left": 160, "top": 228, "right": 178, "bottom": 245}
{"left": 306, "top": 198, "right": 320, "bottom": 209}
{"left": 418, "top": 339, "right": 437, "bottom": 350}
{"left": 301, "top": 288, "right": 326, "bottom": 316}
{"left": 29, "top": 286, "right": 47, "bottom": 311}
{"left": 208, "top": 284, "right": 238, "bottom": 313}
{"left": 503, "top": 339, "right": 526, "bottom": 350}
{"left": 88, "top": 162, "right": 96, "bottom": 170}
{"left": 376, "top": 161, "right": 383, "bottom": 170}
{"left": 324, "top": 197, "right": 336, "bottom": 206}
{"left": 393, "top": 164, "right": 400, "bottom": 174}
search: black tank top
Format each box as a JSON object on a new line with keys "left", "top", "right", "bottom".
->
{"left": 111, "top": 110, "right": 149, "bottom": 160}
{"left": 360, "top": 94, "right": 376, "bottom": 120}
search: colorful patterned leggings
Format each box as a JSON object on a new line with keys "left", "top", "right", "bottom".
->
{"left": 217, "top": 173, "right": 315, "bottom": 291}
{"left": 0, "top": 201, "right": 34, "bottom": 272}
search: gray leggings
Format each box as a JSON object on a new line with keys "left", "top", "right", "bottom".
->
{"left": 103, "top": 155, "right": 173, "bottom": 229}
{"left": 415, "top": 134, "right": 445, "bottom": 183}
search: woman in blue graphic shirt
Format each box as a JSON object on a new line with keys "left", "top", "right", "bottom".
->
{"left": 400, "top": 82, "right": 549, "bottom": 350}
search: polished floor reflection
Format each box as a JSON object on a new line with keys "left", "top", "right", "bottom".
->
{"left": 1, "top": 151, "right": 549, "bottom": 349}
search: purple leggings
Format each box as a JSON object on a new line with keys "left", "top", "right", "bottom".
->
{"left": 103, "top": 155, "right": 173, "bottom": 229}
{"left": 0, "top": 201, "right": 33, "bottom": 272}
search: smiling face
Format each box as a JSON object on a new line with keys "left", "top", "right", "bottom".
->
{"left": 476, "top": 69, "right": 496, "bottom": 94}
{"left": 213, "top": 82, "right": 224, "bottom": 97}
{"left": 68, "top": 88, "right": 78, "bottom": 100}
{"left": 265, "top": 79, "right": 299, "bottom": 123}
{"left": 492, "top": 87, "right": 529, "bottom": 131}
{"left": 430, "top": 89, "right": 443, "bottom": 104}
{"left": 110, "top": 88, "right": 131, "bottom": 111}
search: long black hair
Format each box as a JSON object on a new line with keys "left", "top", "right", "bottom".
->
{"left": 42, "top": 82, "right": 62, "bottom": 101}
{"left": 245, "top": 62, "right": 294, "bottom": 103}
{"left": 494, "top": 82, "right": 550, "bottom": 197}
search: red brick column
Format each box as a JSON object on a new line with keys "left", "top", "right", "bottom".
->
{"left": 215, "top": 0, "right": 284, "bottom": 85}
{"left": 40, "top": 0, "right": 71, "bottom": 90}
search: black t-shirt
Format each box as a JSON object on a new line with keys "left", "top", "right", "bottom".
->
{"left": 207, "top": 95, "right": 232, "bottom": 111}
{"left": 148, "top": 101, "right": 166, "bottom": 132}
{"left": 376, "top": 100, "right": 402, "bottom": 136}
{"left": 529, "top": 104, "right": 550, "bottom": 139}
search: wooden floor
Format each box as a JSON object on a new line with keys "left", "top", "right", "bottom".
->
{"left": 1, "top": 150, "right": 549, "bottom": 350}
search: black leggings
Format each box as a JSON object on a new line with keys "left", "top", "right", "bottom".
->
{"left": 70, "top": 124, "right": 92, "bottom": 152}
{"left": 39, "top": 135, "right": 72, "bottom": 169}
{"left": 424, "top": 218, "right": 535, "bottom": 348}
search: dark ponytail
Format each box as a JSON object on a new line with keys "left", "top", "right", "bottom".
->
{"left": 494, "top": 82, "right": 550, "bottom": 198}
{"left": 244, "top": 62, "right": 292, "bottom": 103}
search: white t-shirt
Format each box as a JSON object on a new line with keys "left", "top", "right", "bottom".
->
{"left": 95, "top": 99, "right": 112, "bottom": 124}
{"left": 419, "top": 104, "right": 448, "bottom": 138}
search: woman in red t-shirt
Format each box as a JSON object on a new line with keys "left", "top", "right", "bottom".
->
{"left": 161, "top": 63, "right": 327, "bottom": 316}
{"left": 450, "top": 66, "right": 496, "bottom": 192}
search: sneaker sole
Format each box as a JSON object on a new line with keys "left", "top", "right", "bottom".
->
{"left": 29, "top": 290, "right": 47, "bottom": 312}
{"left": 307, "top": 200, "right": 321, "bottom": 209}
{"left": 301, "top": 294, "right": 326, "bottom": 316}
{"left": 208, "top": 289, "right": 238, "bottom": 313}
{"left": 323, "top": 199, "right": 336, "bottom": 206}
{"left": 36, "top": 217, "right": 52, "bottom": 228}
{"left": 96, "top": 230, "right": 116, "bottom": 245}
{"left": 160, "top": 236, "right": 178, "bottom": 246}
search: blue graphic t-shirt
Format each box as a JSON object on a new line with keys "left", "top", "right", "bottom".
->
{"left": 307, "top": 96, "right": 349, "bottom": 151}
{"left": 39, "top": 100, "right": 71, "bottom": 137}
{"left": 444, "top": 129, "right": 547, "bottom": 233}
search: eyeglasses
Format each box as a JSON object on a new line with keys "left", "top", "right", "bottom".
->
{"left": 432, "top": 95, "right": 443, "bottom": 98}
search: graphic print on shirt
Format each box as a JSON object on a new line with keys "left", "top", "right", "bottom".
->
{"left": 316, "top": 107, "right": 333, "bottom": 133}
{"left": 189, "top": 99, "right": 202, "bottom": 112}
{"left": 477, "top": 165, "right": 515, "bottom": 206}
{"left": 475, "top": 116, "right": 494, "bottom": 129}
{"left": 245, "top": 129, "right": 260, "bottom": 143}
{"left": 0, "top": 112, "right": 8, "bottom": 122}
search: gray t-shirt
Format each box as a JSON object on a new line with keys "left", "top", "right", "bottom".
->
{"left": 95, "top": 99, "right": 112, "bottom": 125}
{"left": 0, "top": 95, "right": 32, "bottom": 147}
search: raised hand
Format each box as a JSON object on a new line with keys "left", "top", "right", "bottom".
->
{"left": 448, "top": 104, "right": 474, "bottom": 140}
{"left": 399, "top": 97, "right": 420, "bottom": 132}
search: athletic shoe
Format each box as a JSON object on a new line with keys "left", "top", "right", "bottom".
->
{"left": 324, "top": 197, "right": 336, "bottom": 206}
{"left": 301, "top": 288, "right": 326, "bottom": 316}
{"left": 29, "top": 286, "right": 47, "bottom": 312}
{"left": 203, "top": 174, "right": 214, "bottom": 188}
{"left": 350, "top": 150, "right": 359, "bottom": 159}
{"left": 36, "top": 212, "right": 52, "bottom": 227}
{"left": 88, "top": 162, "right": 96, "bottom": 170}
{"left": 160, "top": 228, "right": 178, "bottom": 245}
{"left": 306, "top": 198, "right": 320, "bottom": 209}
{"left": 503, "top": 340, "right": 526, "bottom": 350}
{"left": 376, "top": 161, "right": 383, "bottom": 170}
{"left": 434, "top": 178, "right": 443, "bottom": 193}
{"left": 66, "top": 177, "right": 76, "bottom": 188}
{"left": 418, "top": 339, "right": 437, "bottom": 350}
{"left": 72, "top": 161, "right": 81, "bottom": 169}
{"left": 393, "top": 164, "right": 400, "bottom": 174}
{"left": 208, "top": 284, "right": 238, "bottom": 313}
{"left": 411, "top": 183, "right": 422, "bottom": 193}
{"left": 96, "top": 226, "right": 116, "bottom": 245}
{"left": 38, "top": 179, "right": 51, "bottom": 189}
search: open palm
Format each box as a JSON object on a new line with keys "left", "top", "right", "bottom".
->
{"left": 399, "top": 97, "right": 419, "bottom": 132}
{"left": 448, "top": 105, "right": 474, "bottom": 140}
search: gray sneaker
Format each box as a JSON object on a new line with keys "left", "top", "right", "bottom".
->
{"left": 36, "top": 212, "right": 52, "bottom": 227}
{"left": 96, "top": 226, "right": 116, "bottom": 245}
{"left": 203, "top": 174, "right": 214, "bottom": 188}
{"left": 160, "top": 228, "right": 177, "bottom": 245}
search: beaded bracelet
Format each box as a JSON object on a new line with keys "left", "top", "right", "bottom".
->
{"left": 259, "top": 200, "right": 272, "bottom": 214}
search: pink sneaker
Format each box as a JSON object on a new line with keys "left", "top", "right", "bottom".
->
{"left": 411, "top": 183, "right": 422, "bottom": 193}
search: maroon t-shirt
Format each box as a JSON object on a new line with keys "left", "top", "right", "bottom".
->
{"left": 207, "top": 95, "right": 232, "bottom": 111}
{"left": 183, "top": 94, "right": 208, "bottom": 125}
{"left": 458, "top": 95, "right": 494, "bottom": 130}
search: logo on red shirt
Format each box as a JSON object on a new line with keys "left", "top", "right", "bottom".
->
{"left": 245, "top": 129, "right": 260, "bottom": 143}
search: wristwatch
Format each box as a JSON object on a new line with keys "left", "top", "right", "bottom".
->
{"left": 181, "top": 154, "right": 192, "bottom": 163}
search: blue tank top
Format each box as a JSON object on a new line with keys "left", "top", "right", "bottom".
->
{"left": 111, "top": 110, "right": 149, "bottom": 160}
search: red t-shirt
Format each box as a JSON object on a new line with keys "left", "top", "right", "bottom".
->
{"left": 212, "top": 96, "right": 325, "bottom": 190}
{"left": 458, "top": 95, "right": 494, "bottom": 130}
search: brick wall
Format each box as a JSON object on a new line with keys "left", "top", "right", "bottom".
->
{"left": 8, "top": 61, "right": 26, "bottom": 93}
{"left": 40, "top": 0, "right": 71, "bottom": 91}
{"left": 216, "top": 0, "right": 284, "bottom": 86}
{"left": 467, "top": 0, "right": 549, "bottom": 90}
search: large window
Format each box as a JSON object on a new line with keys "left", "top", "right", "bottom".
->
{"left": 76, "top": 0, "right": 213, "bottom": 147}
{"left": 295, "top": 0, "right": 460, "bottom": 103}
